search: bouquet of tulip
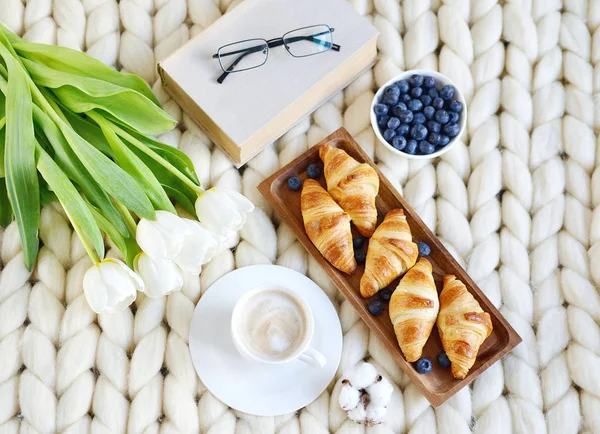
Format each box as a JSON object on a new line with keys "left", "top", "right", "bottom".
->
{"left": 0, "top": 24, "right": 253, "bottom": 313}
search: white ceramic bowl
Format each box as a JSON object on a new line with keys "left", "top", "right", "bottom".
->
{"left": 370, "top": 69, "right": 467, "bottom": 159}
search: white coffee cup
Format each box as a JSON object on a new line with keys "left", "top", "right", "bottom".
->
{"left": 231, "top": 286, "right": 326, "bottom": 367}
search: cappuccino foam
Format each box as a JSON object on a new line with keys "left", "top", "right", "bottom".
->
{"left": 237, "top": 290, "right": 307, "bottom": 361}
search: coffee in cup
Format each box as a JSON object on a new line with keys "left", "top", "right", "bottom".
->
{"left": 231, "top": 286, "right": 326, "bottom": 367}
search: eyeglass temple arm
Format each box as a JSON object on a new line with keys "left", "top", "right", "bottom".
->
{"left": 216, "top": 48, "right": 263, "bottom": 83}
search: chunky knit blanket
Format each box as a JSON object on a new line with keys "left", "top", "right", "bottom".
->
{"left": 0, "top": 0, "right": 599, "bottom": 432}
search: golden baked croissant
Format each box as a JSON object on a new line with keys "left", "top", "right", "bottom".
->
{"left": 389, "top": 258, "right": 439, "bottom": 362}
{"left": 301, "top": 179, "right": 357, "bottom": 275}
{"left": 437, "top": 275, "right": 493, "bottom": 379}
{"left": 360, "top": 209, "right": 418, "bottom": 298}
{"left": 319, "top": 144, "right": 379, "bottom": 237}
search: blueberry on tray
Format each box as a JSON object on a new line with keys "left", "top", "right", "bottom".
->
{"left": 368, "top": 299, "right": 385, "bottom": 316}
{"left": 415, "top": 357, "right": 432, "bottom": 374}
{"left": 287, "top": 176, "right": 302, "bottom": 191}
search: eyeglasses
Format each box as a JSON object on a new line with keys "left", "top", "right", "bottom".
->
{"left": 213, "top": 24, "right": 341, "bottom": 84}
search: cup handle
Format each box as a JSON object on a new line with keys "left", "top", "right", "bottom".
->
{"left": 299, "top": 347, "right": 326, "bottom": 368}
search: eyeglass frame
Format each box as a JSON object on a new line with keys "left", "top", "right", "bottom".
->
{"left": 212, "top": 24, "right": 341, "bottom": 84}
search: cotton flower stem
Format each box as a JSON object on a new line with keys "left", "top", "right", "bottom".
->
{"left": 103, "top": 119, "right": 205, "bottom": 196}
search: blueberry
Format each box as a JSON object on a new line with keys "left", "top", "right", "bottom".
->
{"left": 439, "top": 135, "right": 450, "bottom": 146}
{"left": 443, "top": 123, "right": 461, "bottom": 137}
{"left": 355, "top": 250, "right": 367, "bottom": 264}
{"left": 409, "top": 74, "right": 424, "bottom": 87}
{"left": 419, "top": 141, "right": 435, "bottom": 155}
{"left": 379, "top": 287, "right": 393, "bottom": 302}
{"left": 377, "top": 115, "right": 390, "bottom": 128}
{"left": 383, "top": 128, "right": 396, "bottom": 142}
{"left": 398, "top": 110, "right": 413, "bottom": 124}
{"left": 374, "top": 103, "right": 389, "bottom": 116}
{"left": 387, "top": 117, "right": 401, "bottom": 130}
{"left": 412, "top": 113, "right": 426, "bottom": 124}
{"left": 287, "top": 176, "right": 302, "bottom": 191}
{"left": 423, "top": 76, "right": 436, "bottom": 88}
{"left": 400, "top": 93, "right": 412, "bottom": 103}
{"left": 353, "top": 237, "right": 365, "bottom": 249}
{"left": 427, "top": 121, "right": 441, "bottom": 133}
{"left": 428, "top": 88, "right": 439, "bottom": 99}
{"left": 391, "top": 103, "right": 407, "bottom": 116}
{"left": 368, "top": 299, "right": 385, "bottom": 316}
{"left": 307, "top": 163, "right": 321, "bottom": 179}
{"left": 397, "top": 123, "right": 410, "bottom": 136}
{"left": 420, "top": 95, "right": 432, "bottom": 106}
{"left": 448, "top": 111, "right": 460, "bottom": 124}
{"left": 427, "top": 133, "right": 441, "bottom": 145}
{"left": 382, "top": 92, "right": 399, "bottom": 105}
{"left": 385, "top": 85, "right": 400, "bottom": 96}
{"left": 415, "top": 357, "right": 432, "bottom": 374}
{"left": 417, "top": 241, "right": 431, "bottom": 256}
{"left": 405, "top": 140, "right": 418, "bottom": 154}
{"left": 432, "top": 97, "right": 444, "bottom": 109}
{"left": 440, "top": 84, "right": 455, "bottom": 100}
{"left": 423, "top": 106, "right": 435, "bottom": 120}
{"left": 449, "top": 100, "right": 463, "bottom": 113}
{"left": 410, "top": 124, "right": 428, "bottom": 140}
{"left": 396, "top": 79, "right": 409, "bottom": 93}
{"left": 392, "top": 135, "right": 407, "bottom": 151}
{"left": 435, "top": 110, "right": 450, "bottom": 125}
{"left": 410, "top": 87, "right": 423, "bottom": 98}
{"left": 377, "top": 115, "right": 390, "bottom": 127}
{"left": 407, "top": 99, "right": 423, "bottom": 112}
{"left": 437, "top": 352, "right": 451, "bottom": 368}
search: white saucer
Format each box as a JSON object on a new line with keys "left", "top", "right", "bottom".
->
{"left": 189, "top": 264, "right": 343, "bottom": 417}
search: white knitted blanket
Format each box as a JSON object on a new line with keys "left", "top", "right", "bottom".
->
{"left": 0, "top": 0, "right": 599, "bottom": 432}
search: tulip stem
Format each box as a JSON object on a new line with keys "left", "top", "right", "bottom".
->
{"left": 104, "top": 120, "right": 205, "bottom": 196}
{"left": 114, "top": 200, "right": 138, "bottom": 236}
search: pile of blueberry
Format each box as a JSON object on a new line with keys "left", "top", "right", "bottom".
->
{"left": 373, "top": 74, "right": 463, "bottom": 156}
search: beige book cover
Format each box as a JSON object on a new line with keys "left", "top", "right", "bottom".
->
{"left": 158, "top": 0, "right": 378, "bottom": 165}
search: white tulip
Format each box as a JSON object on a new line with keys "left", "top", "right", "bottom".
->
{"left": 136, "top": 210, "right": 218, "bottom": 274}
{"left": 83, "top": 259, "right": 142, "bottom": 314}
{"left": 195, "top": 188, "right": 254, "bottom": 238}
{"left": 134, "top": 253, "right": 183, "bottom": 298}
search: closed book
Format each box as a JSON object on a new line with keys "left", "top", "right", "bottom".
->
{"left": 158, "top": 0, "right": 378, "bottom": 166}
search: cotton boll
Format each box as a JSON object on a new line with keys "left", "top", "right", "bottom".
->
{"left": 339, "top": 380, "right": 360, "bottom": 410}
{"left": 365, "top": 404, "right": 387, "bottom": 426}
{"left": 347, "top": 402, "right": 366, "bottom": 423}
{"left": 366, "top": 375, "right": 393, "bottom": 407}
{"left": 344, "top": 362, "right": 378, "bottom": 390}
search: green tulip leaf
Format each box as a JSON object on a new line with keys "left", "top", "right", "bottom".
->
{"left": 32, "top": 104, "right": 130, "bottom": 237}
{"left": 90, "top": 112, "right": 175, "bottom": 213}
{"left": 12, "top": 40, "right": 159, "bottom": 105}
{"left": 0, "top": 178, "right": 12, "bottom": 227}
{"left": 22, "top": 58, "right": 176, "bottom": 135}
{"left": 2, "top": 49, "right": 40, "bottom": 270}
{"left": 37, "top": 147, "right": 104, "bottom": 259}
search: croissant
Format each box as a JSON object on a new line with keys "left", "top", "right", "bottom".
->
{"left": 360, "top": 209, "right": 418, "bottom": 298}
{"left": 437, "top": 275, "right": 493, "bottom": 379}
{"left": 301, "top": 179, "right": 357, "bottom": 275}
{"left": 319, "top": 144, "right": 379, "bottom": 237}
{"left": 389, "top": 258, "right": 439, "bottom": 362}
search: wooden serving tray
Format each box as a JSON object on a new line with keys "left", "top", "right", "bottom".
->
{"left": 258, "top": 128, "right": 521, "bottom": 407}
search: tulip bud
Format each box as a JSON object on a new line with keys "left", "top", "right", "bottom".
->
{"left": 134, "top": 253, "right": 183, "bottom": 298}
{"left": 195, "top": 188, "right": 254, "bottom": 238}
{"left": 136, "top": 211, "right": 218, "bottom": 275}
{"left": 83, "top": 259, "right": 142, "bottom": 313}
